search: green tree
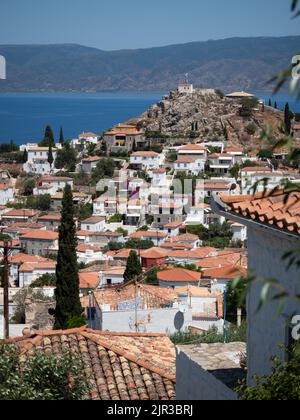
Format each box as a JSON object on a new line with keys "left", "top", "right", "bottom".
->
{"left": 144, "top": 267, "right": 162, "bottom": 285}
{"left": 54, "top": 185, "right": 84, "bottom": 330}
{"left": 48, "top": 141, "right": 54, "bottom": 167}
{"left": 55, "top": 141, "right": 77, "bottom": 172}
{"left": 229, "top": 163, "right": 240, "bottom": 181}
{"left": 284, "top": 102, "right": 293, "bottom": 134}
{"left": 91, "top": 158, "right": 115, "bottom": 185}
{"left": 0, "top": 345, "right": 88, "bottom": 400}
{"left": 124, "top": 250, "right": 142, "bottom": 283}
{"left": 39, "top": 125, "right": 55, "bottom": 147}
{"left": 274, "top": 101, "right": 278, "bottom": 109}
{"left": 23, "top": 179, "right": 36, "bottom": 196}
{"left": 59, "top": 127, "right": 64, "bottom": 145}
{"left": 268, "top": 99, "right": 272, "bottom": 107}
{"left": 237, "top": 349, "right": 300, "bottom": 400}
{"left": 31, "top": 273, "right": 57, "bottom": 288}
{"left": 22, "top": 149, "right": 28, "bottom": 163}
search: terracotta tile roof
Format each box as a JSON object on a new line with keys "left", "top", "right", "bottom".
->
{"left": 209, "top": 153, "right": 233, "bottom": 158}
{"left": 175, "top": 285, "right": 220, "bottom": 298}
{"left": 82, "top": 156, "right": 102, "bottom": 162}
{"left": 3, "top": 327, "right": 176, "bottom": 400}
{"left": 132, "top": 151, "right": 159, "bottom": 157}
{"left": 160, "top": 242, "right": 193, "bottom": 250}
{"left": 172, "top": 233, "right": 199, "bottom": 242}
{"left": 175, "top": 158, "right": 194, "bottom": 163}
{"left": 129, "top": 231, "right": 167, "bottom": 239}
{"left": 19, "top": 262, "right": 56, "bottom": 272}
{"left": 3, "top": 209, "right": 38, "bottom": 218}
{"left": 20, "top": 230, "right": 58, "bottom": 241}
{"left": 157, "top": 268, "right": 201, "bottom": 284}
{"left": 101, "top": 267, "right": 125, "bottom": 276}
{"left": 0, "top": 183, "right": 13, "bottom": 191}
{"left": 202, "top": 265, "right": 247, "bottom": 280}
{"left": 179, "top": 144, "right": 207, "bottom": 151}
{"left": 8, "top": 253, "right": 51, "bottom": 264}
{"left": 106, "top": 248, "right": 134, "bottom": 259}
{"left": 152, "top": 168, "right": 166, "bottom": 174}
{"left": 41, "top": 176, "right": 73, "bottom": 182}
{"left": 241, "top": 166, "right": 272, "bottom": 172}
{"left": 140, "top": 247, "right": 169, "bottom": 259}
{"left": 79, "top": 132, "right": 97, "bottom": 137}
{"left": 77, "top": 244, "right": 102, "bottom": 253}
{"left": 220, "top": 189, "right": 300, "bottom": 236}
{"left": 79, "top": 272, "right": 99, "bottom": 289}
{"left": 167, "top": 247, "right": 216, "bottom": 260}
{"left": 164, "top": 221, "right": 182, "bottom": 229}
{"left": 37, "top": 214, "right": 61, "bottom": 221}
{"left": 93, "top": 284, "right": 176, "bottom": 311}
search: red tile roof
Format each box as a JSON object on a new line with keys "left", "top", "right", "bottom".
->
{"left": 20, "top": 230, "right": 58, "bottom": 241}
{"left": 8, "top": 253, "right": 51, "bottom": 264}
{"left": 157, "top": 268, "right": 201, "bottom": 283}
{"left": 4, "top": 327, "right": 176, "bottom": 400}
{"left": 129, "top": 230, "right": 167, "bottom": 239}
{"left": 132, "top": 151, "right": 159, "bottom": 157}
{"left": 79, "top": 272, "right": 99, "bottom": 289}
{"left": 175, "top": 158, "right": 194, "bottom": 163}
{"left": 220, "top": 189, "right": 300, "bottom": 236}
{"left": 241, "top": 166, "right": 272, "bottom": 172}
{"left": 3, "top": 209, "right": 38, "bottom": 218}
{"left": 140, "top": 247, "right": 169, "bottom": 259}
{"left": 202, "top": 265, "right": 247, "bottom": 280}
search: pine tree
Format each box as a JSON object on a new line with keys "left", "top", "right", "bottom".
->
{"left": 59, "top": 127, "right": 64, "bottom": 145}
{"left": 54, "top": 185, "right": 84, "bottom": 330}
{"left": 124, "top": 251, "right": 142, "bottom": 283}
{"left": 48, "top": 141, "right": 54, "bottom": 167}
{"left": 284, "top": 102, "right": 292, "bottom": 134}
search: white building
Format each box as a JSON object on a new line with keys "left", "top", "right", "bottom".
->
{"left": 177, "top": 144, "right": 208, "bottom": 160}
{"left": 81, "top": 156, "right": 102, "bottom": 174}
{"left": 177, "top": 83, "right": 194, "bottom": 94}
{"left": 81, "top": 216, "right": 106, "bottom": 232}
{"left": 19, "top": 230, "right": 59, "bottom": 256}
{"left": 77, "top": 245, "right": 108, "bottom": 265}
{"left": 213, "top": 189, "right": 300, "bottom": 383}
{"left": 0, "top": 183, "right": 15, "bottom": 205}
{"left": 23, "top": 147, "right": 57, "bottom": 175}
{"left": 79, "top": 132, "right": 99, "bottom": 144}
{"left": 174, "top": 158, "right": 205, "bottom": 175}
{"left": 98, "top": 267, "right": 125, "bottom": 288}
{"left": 185, "top": 204, "right": 224, "bottom": 228}
{"left": 19, "top": 261, "right": 56, "bottom": 288}
{"left": 207, "top": 153, "right": 235, "bottom": 175}
{"left": 130, "top": 151, "right": 164, "bottom": 170}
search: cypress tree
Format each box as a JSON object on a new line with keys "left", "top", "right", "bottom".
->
{"left": 43, "top": 125, "right": 55, "bottom": 147}
{"left": 124, "top": 251, "right": 142, "bottom": 283}
{"left": 274, "top": 101, "right": 277, "bottom": 109}
{"left": 54, "top": 185, "right": 84, "bottom": 330}
{"left": 22, "top": 149, "right": 28, "bottom": 163}
{"left": 48, "top": 141, "right": 54, "bottom": 167}
{"left": 268, "top": 99, "right": 272, "bottom": 107}
{"left": 59, "top": 127, "right": 64, "bottom": 145}
{"left": 284, "top": 102, "right": 292, "bottom": 134}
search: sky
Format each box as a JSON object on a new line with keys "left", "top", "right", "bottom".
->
{"left": 0, "top": 0, "right": 299, "bottom": 50}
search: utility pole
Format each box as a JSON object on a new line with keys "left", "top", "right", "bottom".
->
{"left": 0, "top": 241, "right": 22, "bottom": 339}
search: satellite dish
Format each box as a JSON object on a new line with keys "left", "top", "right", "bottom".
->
{"left": 174, "top": 311, "right": 185, "bottom": 331}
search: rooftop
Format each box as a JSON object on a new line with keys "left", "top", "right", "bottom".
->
{"left": 220, "top": 189, "right": 300, "bottom": 237}
{"left": 157, "top": 268, "right": 201, "bottom": 284}
{"left": 178, "top": 342, "right": 246, "bottom": 389}
{"left": 3, "top": 327, "right": 176, "bottom": 400}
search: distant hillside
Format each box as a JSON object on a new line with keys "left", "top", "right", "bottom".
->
{"left": 0, "top": 37, "right": 299, "bottom": 92}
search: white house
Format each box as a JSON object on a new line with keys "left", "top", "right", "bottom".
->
{"left": 240, "top": 168, "right": 289, "bottom": 195}
{"left": 19, "top": 230, "right": 59, "bottom": 256}
{"left": 207, "top": 153, "right": 235, "bottom": 175}
{"left": 93, "top": 195, "right": 127, "bottom": 217}
{"left": 19, "top": 261, "right": 56, "bottom": 288}
{"left": 23, "top": 147, "right": 57, "bottom": 175}
{"left": 81, "top": 216, "right": 106, "bottom": 232}
{"left": 39, "top": 176, "right": 74, "bottom": 192}
{"left": 76, "top": 245, "right": 108, "bottom": 265}
{"left": 177, "top": 144, "right": 208, "bottom": 161}
{"left": 79, "top": 132, "right": 99, "bottom": 144}
{"left": 185, "top": 203, "right": 224, "bottom": 228}
{"left": 163, "top": 221, "right": 182, "bottom": 237}
{"left": 81, "top": 156, "right": 102, "bottom": 174}
{"left": 8, "top": 253, "right": 53, "bottom": 287}
{"left": 0, "top": 183, "right": 15, "bottom": 205}
{"left": 174, "top": 158, "right": 205, "bottom": 175}
{"left": 130, "top": 151, "right": 164, "bottom": 170}
{"left": 230, "top": 222, "right": 248, "bottom": 243}
{"left": 151, "top": 168, "right": 167, "bottom": 186}
{"left": 98, "top": 267, "right": 125, "bottom": 288}
{"left": 177, "top": 83, "right": 194, "bottom": 94}
{"left": 213, "top": 189, "right": 300, "bottom": 383}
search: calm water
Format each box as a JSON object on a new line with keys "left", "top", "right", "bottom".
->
{"left": 0, "top": 91, "right": 299, "bottom": 145}
{"left": 0, "top": 92, "right": 164, "bottom": 144}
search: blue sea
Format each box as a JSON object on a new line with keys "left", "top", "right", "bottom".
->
{"left": 0, "top": 92, "right": 164, "bottom": 144}
{"left": 0, "top": 91, "right": 299, "bottom": 145}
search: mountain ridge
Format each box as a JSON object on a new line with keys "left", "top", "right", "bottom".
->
{"left": 0, "top": 36, "right": 299, "bottom": 92}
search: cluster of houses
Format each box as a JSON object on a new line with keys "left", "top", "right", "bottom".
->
{"left": 2, "top": 86, "right": 300, "bottom": 400}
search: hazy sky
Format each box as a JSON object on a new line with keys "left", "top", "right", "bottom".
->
{"left": 0, "top": 0, "right": 299, "bottom": 50}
